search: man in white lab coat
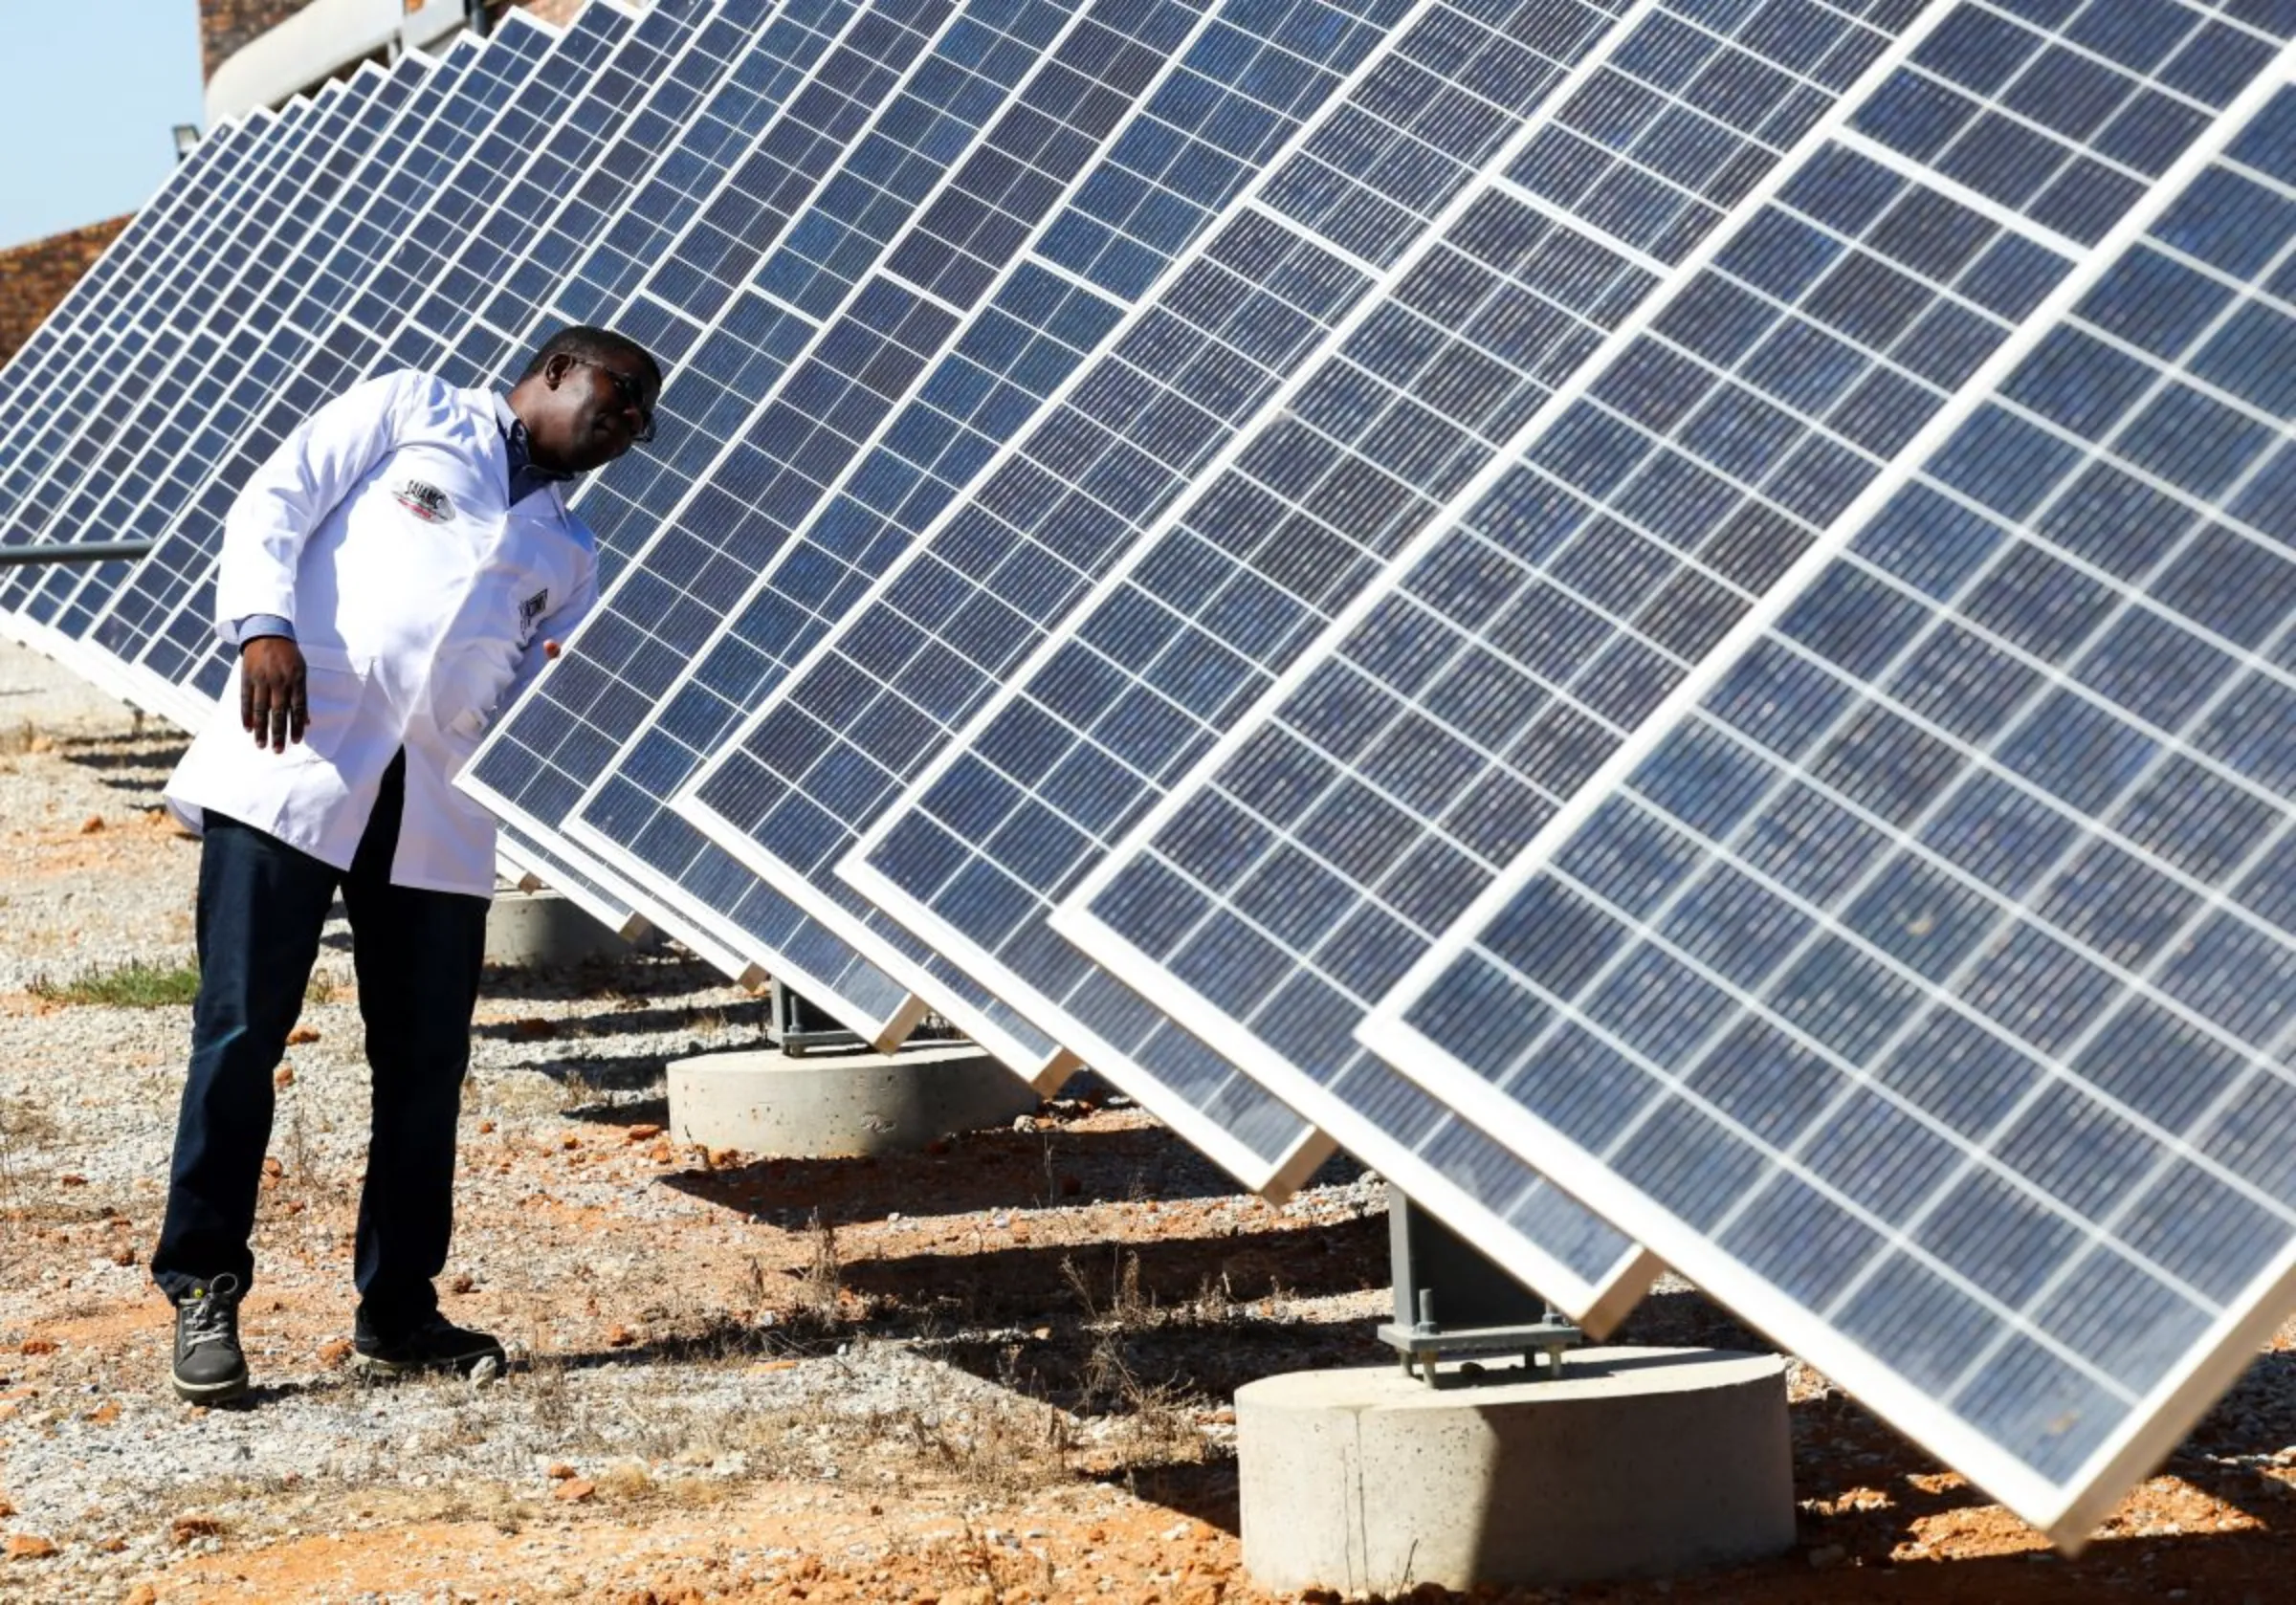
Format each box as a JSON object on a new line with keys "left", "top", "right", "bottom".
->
{"left": 152, "top": 327, "right": 661, "bottom": 1403}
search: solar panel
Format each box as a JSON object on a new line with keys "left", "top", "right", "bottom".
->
{"left": 0, "top": 17, "right": 653, "bottom": 923}
{"left": 1061, "top": 6, "right": 2296, "bottom": 1544}
{"left": 3, "top": 7, "right": 838, "bottom": 951}
{"left": 320, "top": 0, "right": 909, "bottom": 971}
{"left": 73, "top": 36, "right": 494, "bottom": 721}
{"left": 4, "top": 71, "right": 386, "bottom": 552}
{"left": 0, "top": 101, "right": 314, "bottom": 465}
{"left": 13, "top": 63, "right": 428, "bottom": 700}
{"left": 459, "top": 0, "right": 1413, "bottom": 1089}
{"left": 0, "top": 115, "right": 321, "bottom": 673}
{"left": 0, "top": 98, "right": 328, "bottom": 594}
{"left": 41, "top": 8, "right": 607, "bottom": 710}
{"left": 0, "top": 120, "right": 265, "bottom": 546}
{"left": 374, "top": 0, "right": 742, "bottom": 382}
{"left": 838, "top": 0, "right": 1952, "bottom": 1312}
{"left": 453, "top": 0, "right": 982, "bottom": 984}
{"left": 0, "top": 18, "right": 530, "bottom": 671}
{"left": 46, "top": 4, "right": 754, "bottom": 939}
{"left": 455, "top": 0, "right": 844, "bottom": 391}
{"left": 454, "top": 0, "right": 1234, "bottom": 1055}
{"left": 670, "top": 0, "right": 1771, "bottom": 1201}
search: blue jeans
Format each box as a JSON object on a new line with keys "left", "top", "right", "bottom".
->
{"left": 151, "top": 752, "right": 489, "bottom": 1337}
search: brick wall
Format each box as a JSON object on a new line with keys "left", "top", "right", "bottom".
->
{"left": 0, "top": 217, "right": 132, "bottom": 366}
{"left": 201, "top": 0, "right": 321, "bottom": 82}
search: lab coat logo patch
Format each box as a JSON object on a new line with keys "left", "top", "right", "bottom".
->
{"left": 519, "top": 589, "right": 549, "bottom": 633}
{"left": 392, "top": 479, "right": 456, "bottom": 523}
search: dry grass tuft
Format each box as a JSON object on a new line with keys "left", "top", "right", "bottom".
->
{"left": 0, "top": 1095, "right": 64, "bottom": 1251}
{"left": 802, "top": 1209, "right": 841, "bottom": 1316}
{"left": 1059, "top": 1250, "right": 1219, "bottom": 1481}
{"left": 0, "top": 1093, "right": 60, "bottom": 1151}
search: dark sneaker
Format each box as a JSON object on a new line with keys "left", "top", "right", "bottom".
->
{"left": 171, "top": 1275, "right": 249, "bottom": 1403}
{"left": 350, "top": 1309, "right": 507, "bottom": 1380}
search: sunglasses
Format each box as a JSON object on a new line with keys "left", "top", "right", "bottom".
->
{"left": 563, "top": 356, "right": 657, "bottom": 444}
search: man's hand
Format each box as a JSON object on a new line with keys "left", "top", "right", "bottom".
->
{"left": 240, "top": 637, "right": 308, "bottom": 752}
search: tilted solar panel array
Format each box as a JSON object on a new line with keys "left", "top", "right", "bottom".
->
{"left": 130, "top": 0, "right": 723, "bottom": 702}
{"left": 100, "top": 0, "right": 722, "bottom": 931}
{"left": 1054, "top": 0, "right": 2296, "bottom": 1544}
{"left": 462, "top": 0, "right": 1436, "bottom": 1110}
{"left": 838, "top": 0, "right": 1934, "bottom": 1313}
{"left": 0, "top": 15, "right": 655, "bottom": 909}
{"left": 8, "top": 58, "right": 430, "bottom": 671}
{"left": 7, "top": 0, "right": 2296, "bottom": 1540}
{"left": 65, "top": 7, "right": 626, "bottom": 716}
{"left": 0, "top": 95, "right": 329, "bottom": 597}
{"left": 458, "top": 0, "right": 992, "bottom": 993}
{"left": 0, "top": 122, "right": 256, "bottom": 476}
{"left": 449, "top": 0, "right": 968, "bottom": 983}
{"left": 0, "top": 28, "right": 523, "bottom": 664}
{"left": 663, "top": 0, "right": 1690, "bottom": 1206}
{"left": 0, "top": 11, "right": 651, "bottom": 915}
{"left": 0, "top": 0, "right": 905, "bottom": 967}
{"left": 12, "top": 5, "right": 729, "bottom": 930}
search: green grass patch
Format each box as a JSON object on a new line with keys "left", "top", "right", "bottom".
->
{"left": 30, "top": 957, "right": 203, "bottom": 1008}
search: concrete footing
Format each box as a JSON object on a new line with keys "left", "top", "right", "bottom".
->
{"left": 667, "top": 1043, "right": 1038, "bottom": 1156}
{"left": 1236, "top": 1347, "right": 1793, "bottom": 1595}
{"left": 485, "top": 889, "right": 636, "bottom": 968}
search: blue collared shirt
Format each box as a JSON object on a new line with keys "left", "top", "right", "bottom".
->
{"left": 497, "top": 392, "right": 576, "bottom": 509}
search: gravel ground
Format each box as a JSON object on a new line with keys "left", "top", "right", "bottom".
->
{"left": 0, "top": 638, "right": 1400, "bottom": 1603}
{"left": 6, "top": 635, "right": 2296, "bottom": 1605}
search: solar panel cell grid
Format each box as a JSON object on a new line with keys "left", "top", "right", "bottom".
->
{"left": 462, "top": 0, "right": 1406, "bottom": 1070}
{"left": 0, "top": 139, "right": 259, "bottom": 637}
{"left": 667, "top": 0, "right": 1653, "bottom": 1176}
{"left": 1057, "top": 0, "right": 2252, "bottom": 1201}
{"left": 1343, "top": 55, "right": 2296, "bottom": 1546}
{"left": 568, "top": 0, "right": 961, "bottom": 576}
{"left": 843, "top": 0, "right": 1940, "bottom": 1311}
{"left": 0, "top": 99, "right": 322, "bottom": 569}
{"left": 535, "top": 0, "right": 1240, "bottom": 1060}
{"left": 433, "top": 0, "right": 781, "bottom": 378}
{"left": 112, "top": 12, "right": 609, "bottom": 700}
{"left": 377, "top": 0, "right": 719, "bottom": 381}
{"left": 0, "top": 115, "right": 339, "bottom": 680}
{"left": 22, "top": 66, "right": 428, "bottom": 649}
{"left": 76, "top": 40, "right": 495, "bottom": 684}
{"left": 445, "top": 0, "right": 976, "bottom": 974}
{"left": 0, "top": 122, "right": 254, "bottom": 500}
{"left": 71, "top": 34, "right": 509, "bottom": 693}
{"left": 65, "top": 29, "right": 502, "bottom": 676}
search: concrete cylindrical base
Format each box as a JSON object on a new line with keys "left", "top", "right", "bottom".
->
{"left": 1238, "top": 1347, "right": 1793, "bottom": 1596}
{"left": 485, "top": 889, "right": 632, "bottom": 968}
{"left": 667, "top": 1043, "right": 1038, "bottom": 1157}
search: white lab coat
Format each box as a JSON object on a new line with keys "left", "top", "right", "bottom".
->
{"left": 166, "top": 370, "right": 599, "bottom": 896}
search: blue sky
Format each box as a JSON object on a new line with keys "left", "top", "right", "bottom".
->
{"left": 2, "top": 3, "right": 206, "bottom": 250}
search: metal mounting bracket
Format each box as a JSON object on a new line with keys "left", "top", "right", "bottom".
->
{"left": 1374, "top": 1192, "right": 1584, "bottom": 1386}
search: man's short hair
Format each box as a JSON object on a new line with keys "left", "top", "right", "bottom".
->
{"left": 519, "top": 326, "right": 662, "bottom": 390}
